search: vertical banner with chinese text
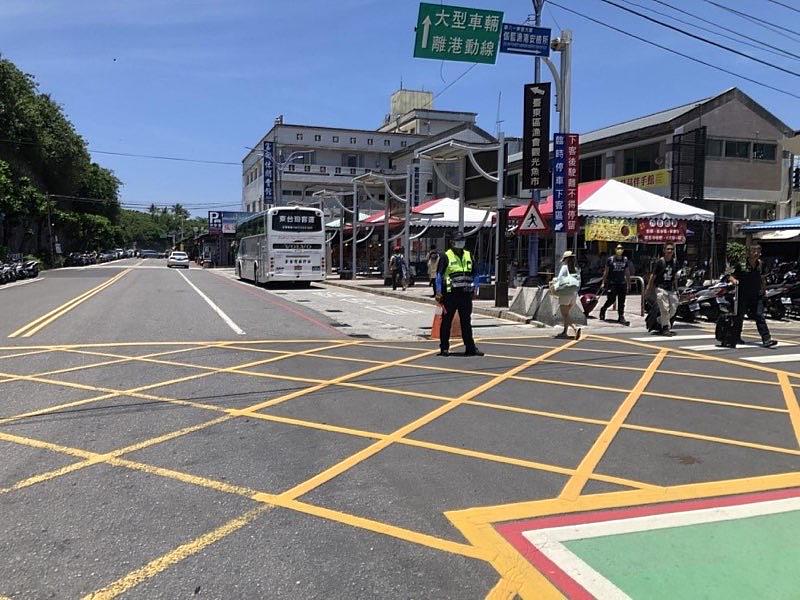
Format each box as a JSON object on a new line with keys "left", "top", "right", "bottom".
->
{"left": 522, "top": 83, "right": 551, "bottom": 190}
{"left": 565, "top": 134, "right": 580, "bottom": 234}
{"left": 262, "top": 141, "right": 275, "bottom": 207}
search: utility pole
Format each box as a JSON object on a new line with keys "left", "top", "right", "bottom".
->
{"left": 530, "top": 0, "right": 545, "bottom": 280}
{"left": 495, "top": 131, "right": 508, "bottom": 307}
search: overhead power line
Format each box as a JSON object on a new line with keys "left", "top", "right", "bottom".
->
{"left": 547, "top": 1, "right": 800, "bottom": 99}
{"left": 596, "top": 0, "right": 800, "bottom": 79}
{"left": 765, "top": 0, "right": 800, "bottom": 15}
{"left": 0, "top": 139, "right": 239, "bottom": 166}
{"left": 618, "top": 0, "right": 800, "bottom": 62}
{"left": 702, "top": 0, "right": 800, "bottom": 42}
{"left": 650, "top": 0, "right": 800, "bottom": 62}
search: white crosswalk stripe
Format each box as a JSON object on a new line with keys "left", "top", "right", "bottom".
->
{"left": 629, "top": 334, "right": 716, "bottom": 342}
{"left": 741, "top": 353, "right": 800, "bottom": 364}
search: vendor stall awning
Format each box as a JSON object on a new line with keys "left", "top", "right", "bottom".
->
{"left": 509, "top": 179, "right": 714, "bottom": 222}
{"left": 756, "top": 229, "right": 800, "bottom": 241}
{"left": 742, "top": 216, "right": 800, "bottom": 232}
{"left": 412, "top": 197, "right": 495, "bottom": 228}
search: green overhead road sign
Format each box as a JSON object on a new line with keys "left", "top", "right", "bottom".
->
{"left": 413, "top": 2, "right": 504, "bottom": 64}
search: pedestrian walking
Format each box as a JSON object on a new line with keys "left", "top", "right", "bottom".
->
{"left": 552, "top": 250, "right": 582, "bottom": 340}
{"left": 434, "top": 233, "right": 483, "bottom": 357}
{"left": 725, "top": 244, "right": 777, "bottom": 348}
{"left": 427, "top": 246, "right": 440, "bottom": 298}
{"left": 389, "top": 247, "right": 407, "bottom": 291}
{"left": 598, "top": 244, "right": 632, "bottom": 326}
{"left": 645, "top": 243, "right": 679, "bottom": 336}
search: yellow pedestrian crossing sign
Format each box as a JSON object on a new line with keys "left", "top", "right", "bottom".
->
{"left": 517, "top": 201, "right": 547, "bottom": 233}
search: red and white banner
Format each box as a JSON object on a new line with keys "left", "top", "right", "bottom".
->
{"left": 638, "top": 218, "right": 686, "bottom": 244}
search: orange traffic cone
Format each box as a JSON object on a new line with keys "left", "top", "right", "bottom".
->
{"left": 431, "top": 304, "right": 462, "bottom": 340}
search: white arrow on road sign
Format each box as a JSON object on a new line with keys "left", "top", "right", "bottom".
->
{"left": 517, "top": 201, "right": 548, "bottom": 234}
{"left": 420, "top": 15, "right": 432, "bottom": 48}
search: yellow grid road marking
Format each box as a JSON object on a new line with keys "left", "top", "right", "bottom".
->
{"left": 779, "top": 372, "right": 800, "bottom": 448}
{"left": 485, "top": 577, "right": 519, "bottom": 600}
{"left": 622, "top": 423, "right": 800, "bottom": 456}
{"left": 559, "top": 349, "right": 667, "bottom": 500}
{"left": 277, "top": 340, "right": 578, "bottom": 502}
{"left": 82, "top": 505, "right": 271, "bottom": 600}
{"left": 9, "top": 268, "right": 132, "bottom": 338}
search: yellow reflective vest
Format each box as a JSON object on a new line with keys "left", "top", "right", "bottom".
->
{"left": 443, "top": 249, "right": 474, "bottom": 293}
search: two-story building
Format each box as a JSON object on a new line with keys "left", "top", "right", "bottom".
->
{"left": 241, "top": 89, "right": 491, "bottom": 213}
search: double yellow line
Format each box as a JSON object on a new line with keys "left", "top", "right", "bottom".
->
{"left": 9, "top": 269, "right": 132, "bottom": 338}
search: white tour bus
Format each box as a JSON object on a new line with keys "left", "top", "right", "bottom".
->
{"left": 235, "top": 206, "right": 326, "bottom": 286}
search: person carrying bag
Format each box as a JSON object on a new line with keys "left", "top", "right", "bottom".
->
{"left": 551, "top": 251, "right": 582, "bottom": 340}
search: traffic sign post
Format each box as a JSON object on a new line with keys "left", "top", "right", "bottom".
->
{"left": 413, "top": 2, "right": 504, "bottom": 64}
{"left": 500, "top": 23, "right": 551, "bottom": 57}
{"left": 517, "top": 201, "right": 547, "bottom": 234}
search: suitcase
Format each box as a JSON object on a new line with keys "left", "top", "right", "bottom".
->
{"left": 645, "top": 298, "right": 661, "bottom": 332}
{"left": 715, "top": 286, "right": 739, "bottom": 346}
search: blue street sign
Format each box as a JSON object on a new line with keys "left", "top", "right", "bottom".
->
{"left": 500, "top": 24, "right": 551, "bottom": 57}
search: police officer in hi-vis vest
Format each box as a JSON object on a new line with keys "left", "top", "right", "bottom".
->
{"left": 434, "top": 233, "right": 484, "bottom": 357}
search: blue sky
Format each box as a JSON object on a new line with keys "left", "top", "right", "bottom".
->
{"left": 1, "top": 0, "right": 797, "bottom": 215}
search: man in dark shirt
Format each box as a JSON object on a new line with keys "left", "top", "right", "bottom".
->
{"left": 728, "top": 244, "right": 776, "bottom": 348}
{"left": 598, "top": 244, "right": 632, "bottom": 325}
{"left": 645, "top": 244, "right": 678, "bottom": 336}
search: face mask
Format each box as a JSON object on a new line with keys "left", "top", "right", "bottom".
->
{"left": 615, "top": 249, "right": 623, "bottom": 257}
{"left": 452, "top": 241, "right": 465, "bottom": 249}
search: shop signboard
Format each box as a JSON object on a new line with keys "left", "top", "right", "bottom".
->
{"left": 638, "top": 218, "right": 686, "bottom": 244}
{"left": 584, "top": 218, "right": 637, "bottom": 242}
{"left": 208, "top": 211, "right": 251, "bottom": 235}
{"left": 614, "top": 169, "right": 670, "bottom": 191}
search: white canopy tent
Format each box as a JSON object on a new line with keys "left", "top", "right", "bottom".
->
{"left": 577, "top": 179, "right": 715, "bottom": 221}
{"left": 412, "top": 197, "right": 495, "bottom": 228}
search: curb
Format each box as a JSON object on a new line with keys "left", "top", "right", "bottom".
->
{"left": 323, "top": 279, "right": 543, "bottom": 326}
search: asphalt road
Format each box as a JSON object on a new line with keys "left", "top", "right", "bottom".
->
{"left": 1, "top": 260, "right": 799, "bottom": 599}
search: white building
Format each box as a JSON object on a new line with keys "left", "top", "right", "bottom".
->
{"left": 241, "top": 90, "right": 492, "bottom": 213}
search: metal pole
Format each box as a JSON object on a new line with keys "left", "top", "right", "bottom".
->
{"left": 338, "top": 196, "right": 344, "bottom": 274}
{"left": 46, "top": 194, "right": 55, "bottom": 266}
{"left": 404, "top": 164, "right": 412, "bottom": 268}
{"left": 530, "top": 0, "right": 544, "bottom": 281}
{"left": 351, "top": 182, "right": 358, "bottom": 278}
{"left": 458, "top": 159, "right": 465, "bottom": 234}
{"left": 495, "top": 131, "right": 508, "bottom": 307}
{"left": 554, "top": 29, "right": 572, "bottom": 265}
{"left": 383, "top": 187, "right": 390, "bottom": 284}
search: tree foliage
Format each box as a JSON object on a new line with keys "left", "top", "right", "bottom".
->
{"left": 0, "top": 56, "right": 122, "bottom": 261}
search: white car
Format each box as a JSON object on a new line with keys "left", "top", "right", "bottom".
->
{"left": 166, "top": 251, "right": 190, "bottom": 269}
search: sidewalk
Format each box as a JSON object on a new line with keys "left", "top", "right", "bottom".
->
{"left": 324, "top": 275, "right": 649, "bottom": 331}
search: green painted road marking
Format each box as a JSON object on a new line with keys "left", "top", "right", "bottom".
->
{"left": 566, "top": 510, "right": 800, "bottom": 599}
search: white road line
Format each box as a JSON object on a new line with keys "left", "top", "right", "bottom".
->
{"left": 176, "top": 269, "right": 245, "bottom": 335}
{"left": 680, "top": 344, "right": 728, "bottom": 351}
{"left": 629, "top": 334, "right": 715, "bottom": 342}
{"left": 742, "top": 353, "right": 800, "bottom": 364}
{"left": 0, "top": 278, "right": 44, "bottom": 291}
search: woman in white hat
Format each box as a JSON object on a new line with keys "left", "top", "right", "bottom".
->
{"left": 554, "top": 250, "right": 582, "bottom": 340}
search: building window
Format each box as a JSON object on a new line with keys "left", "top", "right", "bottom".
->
{"left": 332, "top": 136, "right": 339, "bottom": 143}
{"left": 379, "top": 194, "right": 386, "bottom": 201}
{"left": 753, "top": 142, "right": 777, "bottom": 161}
{"left": 725, "top": 140, "right": 750, "bottom": 159}
{"left": 345, "top": 154, "right": 358, "bottom": 168}
{"left": 384, "top": 139, "right": 391, "bottom": 146}
{"left": 335, "top": 167, "right": 342, "bottom": 174}
{"left": 296, "top": 133, "right": 303, "bottom": 141}
{"left": 706, "top": 138, "right": 724, "bottom": 157}
{"left": 367, "top": 138, "right": 374, "bottom": 145}
{"left": 748, "top": 203, "right": 768, "bottom": 220}
{"left": 623, "top": 143, "right": 660, "bottom": 175}
{"left": 314, "top": 134, "right": 321, "bottom": 141}
{"left": 579, "top": 155, "right": 603, "bottom": 182}
{"left": 401, "top": 141, "right": 407, "bottom": 147}
{"left": 320, "top": 166, "right": 327, "bottom": 173}
{"left": 350, "top": 137, "right": 357, "bottom": 144}
{"left": 720, "top": 201, "right": 746, "bottom": 220}
{"left": 504, "top": 173, "right": 519, "bottom": 196}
